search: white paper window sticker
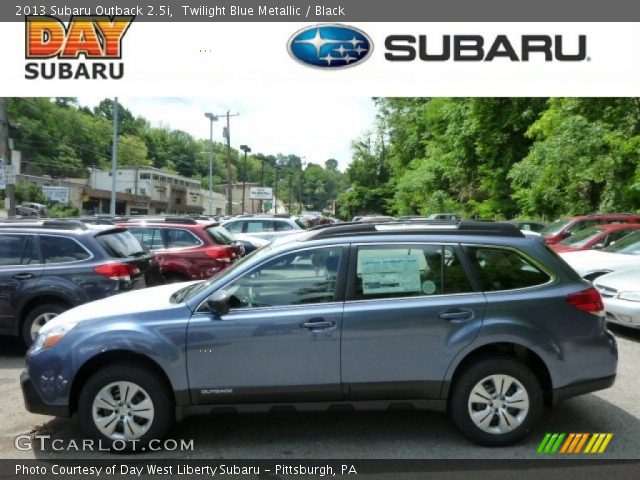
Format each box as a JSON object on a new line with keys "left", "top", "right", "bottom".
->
{"left": 361, "top": 255, "right": 422, "bottom": 295}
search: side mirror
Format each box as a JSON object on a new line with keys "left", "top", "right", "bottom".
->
{"left": 205, "top": 290, "right": 231, "bottom": 316}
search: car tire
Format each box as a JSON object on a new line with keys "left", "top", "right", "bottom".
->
{"left": 22, "top": 303, "right": 67, "bottom": 346}
{"left": 78, "top": 363, "right": 174, "bottom": 452}
{"left": 449, "top": 355, "right": 543, "bottom": 447}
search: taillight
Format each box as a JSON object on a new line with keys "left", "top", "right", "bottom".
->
{"left": 566, "top": 287, "right": 604, "bottom": 315}
{"left": 204, "top": 247, "right": 233, "bottom": 263}
{"left": 94, "top": 263, "right": 140, "bottom": 281}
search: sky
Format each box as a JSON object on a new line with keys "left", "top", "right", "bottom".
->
{"left": 75, "top": 96, "right": 379, "bottom": 171}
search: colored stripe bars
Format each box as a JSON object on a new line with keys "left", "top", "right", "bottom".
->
{"left": 537, "top": 433, "right": 613, "bottom": 454}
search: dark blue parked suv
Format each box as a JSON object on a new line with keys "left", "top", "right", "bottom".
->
{"left": 21, "top": 221, "right": 617, "bottom": 449}
{"left": 0, "top": 220, "right": 161, "bottom": 345}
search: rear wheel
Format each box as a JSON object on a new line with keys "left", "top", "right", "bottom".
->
{"left": 78, "top": 363, "right": 173, "bottom": 451}
{"left": 22, "top": 303, "right": 67, "bottom": 346}
{"left": 449, "top": 355, "right": 543, "bottom": 446}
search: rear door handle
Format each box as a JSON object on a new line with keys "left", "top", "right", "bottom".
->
{"left": 439, "top": 309, "right": 474, "bottom": 321}
{"left": 12, "top": 273, "right": 35, "bottom": 280}
{"left": 301, "top": 318, "right": 336, "bottom": 330}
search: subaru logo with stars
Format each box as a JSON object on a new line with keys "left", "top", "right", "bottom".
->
{"left": 288, "top": 24, "right": 373, "bottom": 69}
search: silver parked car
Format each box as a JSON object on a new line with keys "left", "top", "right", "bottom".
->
{"left": 595, "top": 268, "right": 640, "bottom": 329}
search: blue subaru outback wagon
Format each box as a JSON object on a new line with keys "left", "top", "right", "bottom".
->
{"left": 21, "top": 221, "right": 617, "bottom": 449}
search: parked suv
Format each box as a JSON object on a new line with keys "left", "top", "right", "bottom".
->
{"left": 0, "top": 220, "right": 161, "bottom": 345}
{"left": 117, "top": 217, "right": 244, "bottom": 282}
{"left": 222, "top": 214, "right": 307, "bottom": 241}
{"left": 21, "top": 221, "right": 617, "bottom": 449}
{"left": 542, "top": 213, "right": 640, "bottom": 245}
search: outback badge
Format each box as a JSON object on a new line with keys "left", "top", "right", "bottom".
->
{"left": 288, "top": 24, "right": 373, "bottom": 69}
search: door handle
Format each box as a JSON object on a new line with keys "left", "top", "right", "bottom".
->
{"left": 439, "top": 309, "right": 474, "bottom": 321}
{"left": 12, "top": 273, "right": 35, "bottom": 280}
{"left": 301, "top": 318, "right": 336, "bottom": 330}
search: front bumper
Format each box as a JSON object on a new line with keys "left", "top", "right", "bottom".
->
{"left": 20, "top": 371, "right": 70, "bottom": 417}
{"left": 603, "top": 297, "right": 640, "bottom": 328}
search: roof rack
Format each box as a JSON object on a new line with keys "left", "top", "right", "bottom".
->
{"left": 306, "top": 220, "right": 523, "bottom": 240}
{"left": 119, "top": 216, "right": 199, "bottom": 225}
{"left": 0, "top": 219, "right": 89, "bottom": 231}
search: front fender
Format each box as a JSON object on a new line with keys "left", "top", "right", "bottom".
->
{"left": 25, "top": 314, "right": 189, "bottom": 408}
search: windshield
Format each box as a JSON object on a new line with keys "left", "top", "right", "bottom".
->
{"left": 206, "top": 225, "right": 235, "bottom": 245}
{"left": 558, "top": 226, "right": 604, "bottom": 247}
{"left": 603, "top": 231, "right": 640, "bottom": 255}
{"left": 542, "top": 217, "right": 571, "bottom": 236}
{"left": 170, "top": 245, "right": 272, "bottom": 303}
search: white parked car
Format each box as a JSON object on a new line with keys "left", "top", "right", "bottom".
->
{"left": 222, "top": 215, "right": 307, "bottom": 241}
{"left": 594, "top": 268, "right": 640, "bottom": 329}
{"left": 559, "top": 231, "right": 640, "bottom": 281}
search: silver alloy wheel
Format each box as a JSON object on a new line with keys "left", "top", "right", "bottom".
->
{"left": 467, "top": 374, "right": 530, "bottom": 435}
{"left": 92, "top": 381, "right": 155, "bottom": 440}
{"left": 30, "top": 313, "right": 58, "bottom": 339}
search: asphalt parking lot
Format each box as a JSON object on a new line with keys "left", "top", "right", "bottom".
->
{"left": 1, "top": 326, "right": 639, "bottom": 460}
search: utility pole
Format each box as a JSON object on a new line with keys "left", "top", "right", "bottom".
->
{"left": 221, "top": 110, "right": 239, "bottom": 216}
{"left": 259, "top": 157, "right": 265, "bottom": 213}
{"left": 288, "top": 171, "right": 293, "bottom": 214}
{"left": 240, "top": 145, "right": 251, "bottom": 214}
{"left": 299, "top": 160, "right": 306, "bottom": 215}
{"left": 0, "top": 98, "right": 16, "bottom": 217}
{"left": 109, "top": 97, "right": 119, "bottom": 216}
{"left": 274, "top": 165, "right": 279, "bottom": 214}
{"left": 204, "top": 113, "right": 218, "bottom": 215}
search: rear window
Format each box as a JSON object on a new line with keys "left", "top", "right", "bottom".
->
{"left": 542, "top": 217, "right": 570, "bottom": 235}
{"left": 206, "top": 226, "right": 235, "bottom": 245}
{"left": 95, "top": 230, "right": 147, "bottom": 258}
{"left": 466, "top": 246, "right": 551, "bottom": 291}
{"left": 40, "top": 235, "right": 91, "bottom": 263}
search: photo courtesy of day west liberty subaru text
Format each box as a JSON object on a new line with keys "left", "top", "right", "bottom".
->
{"left": 24, "top": 15, "right": 134, "bottom": 80}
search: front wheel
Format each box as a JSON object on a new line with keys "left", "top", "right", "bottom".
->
{"left": 78, "top": 364, "right": 174, "bottom": 451}
{"left": 449, "top": 355, "right": 543, "bottom": 446}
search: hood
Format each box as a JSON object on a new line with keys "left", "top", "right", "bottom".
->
{"left": 594, "top": 268, "right": 640, "bottom": 292}
{"left": 40, "top": 281, "right": 199, "bottom": 333}
{"left": 559, "top": 250, "right": 640, "bottom": 276}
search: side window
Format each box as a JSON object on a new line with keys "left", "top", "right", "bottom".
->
{"left": 166, "top": 229, "right": 201, "bottom": 248}
{"left": 224, "top": 247, "right": 343, "bottom": 309}
{"left": 354, "top": 245, "right": 474, "bottom": 300}
{"left": 569, "top": 220, "right": 598, "bottom": 233}
{"left": 128, "top": 227, "right": 165, "bottom": 250}
{"left": 40, "top": 236, "right": 90, "bottom": 263}
{"left": 275, "top": 221, "right": 294, "bottom": 232}
{"left": 246, "top": 220, "right": 274, "bottom": 233}
{"left": 0, "top": 235, "right": 40, "bottom": 266}
{"left": 604, "top": 230, "right": 631, "bottom": 247}
{"left": 224, "top": 221, "right": 244, "bottom": 234}
{"left": 466, "top": 247, "right": 550, "bottom": 292}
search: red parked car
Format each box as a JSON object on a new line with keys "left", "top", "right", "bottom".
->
{"left": 118, "top": 217, "right": 244, "bottom": 282}
{"left": 542, "top": 213, "right": 640, "bottom": 245}
{"left": 550, "top": 223, "right": 640, "bottom": 253}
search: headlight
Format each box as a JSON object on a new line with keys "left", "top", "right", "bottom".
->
{"left": 31, "top": 323, "right": 77, "bottom": 353}
{"left": 618, "top": 292, "right": 640, "bottom": 303}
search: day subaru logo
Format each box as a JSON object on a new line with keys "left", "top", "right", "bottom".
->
{"left": 288, "top": 24, "right": 373, "bottom": 69}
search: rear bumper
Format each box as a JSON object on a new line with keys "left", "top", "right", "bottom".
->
{"left": 20, "top": 371, "right": 70, "bottom": 417}
{"left": 552, "top": 374, "right": 616, "bottom": 406}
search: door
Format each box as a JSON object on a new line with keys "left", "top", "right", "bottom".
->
{"left": 0, "top": 234, "right": 43, "bottom": 333}
{"left": 341, "top": 243, "right": 486, "bottom": 400}
{"left": 186, "top": 245, "right": 348, "bottom": 404}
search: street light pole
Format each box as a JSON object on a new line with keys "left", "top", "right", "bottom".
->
{"left": 204, "top": 113, "right": 218, "bottom": 216}
{"left": 240, "top": 145, "right": 251, "bottom": 214}
{"left": 299, "top": 159, "right": 307, "bottom": 215}
{"left": 109, "top": 97, "right": 119, "bottom": 216}
{"left": 260, "top": 157, "right": 265, "bottom": 213}
{"left": 288, "top": 171, "right": 293, "bottom": 214}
